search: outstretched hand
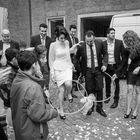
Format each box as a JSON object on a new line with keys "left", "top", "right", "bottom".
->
{"left": 72, "top": 65, "right": 76, "bottom": 72}
{"left": 112, "top": 74, "right": 117, "bottom": 81}
{"left": 133, "top": 66, "right": 140, "bottom": 75}
{"left": 101, "top": 66, "right": 107, "bottom": 72}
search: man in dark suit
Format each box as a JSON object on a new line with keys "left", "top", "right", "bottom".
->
{"left": 67, "top": 25, "right": 80, "bottom": 96}
{"left": 30, "top": 23, "right": 52, "bottom": 89}
{"left": 76, "top": 30, "right": 108, "bottom": 117}
{"left": 0, "top": 29, "right": 19, "bottom": 67}
{"left": 30, "top": 23, "right": 52, "bottom": 65}
{"left": 103, "top": 28, "right": 126, "bottom": 108}
{"left": 67, "top": 24, "right": 79, "bottom": 48}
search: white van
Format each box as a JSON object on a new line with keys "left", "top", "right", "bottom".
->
{"left": 110, "top": 12, "right": 140, "bottom": 40}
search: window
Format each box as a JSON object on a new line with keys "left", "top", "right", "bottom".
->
{"left": 0, "top": 7, "right": 8, "bottom": 39}
{"left": 47, "top": 17, "right": 65, "bottom": 40}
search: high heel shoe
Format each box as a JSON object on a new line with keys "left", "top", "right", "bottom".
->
{"left": 131, "top": 114, "right": 137, "bottom": 119}
{"left": 68, "top": 95, "right": 73, "bottom": 103}
{"left": 68, "top": 98, "right": 73, "bottom": 103}
{"left": 64, "top": 97, "right": 66, "bottom": 101}
{"left": 59, "top": 114, "right": 66, "bottom": 120}
{"left": 124, "top": 109, "right": 132, "bottom": 119}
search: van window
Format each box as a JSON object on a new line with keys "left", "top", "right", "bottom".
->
{"left": 110, "top": 14, "right": 140, "bottom": 40}
{"left": 113, "top": 16, "right": 140, "bottom": 26}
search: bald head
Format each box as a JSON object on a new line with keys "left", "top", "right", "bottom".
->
{"left": 1, "top": 29, "right": 11, "bottom": 43}
{"left": 2, "top": 29, "right": 10, "bottom": 35}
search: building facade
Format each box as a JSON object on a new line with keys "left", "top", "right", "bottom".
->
{"left": 0, "top": 0, "right": 140, "bottom": 44}
{"left": 0, "top": 0, "right": 31, "bottom": 45}
{"left": 32, "top": 0, "right": 140, "bottom": 41}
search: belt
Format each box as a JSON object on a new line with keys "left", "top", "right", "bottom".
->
{"left": 86, "top": 67, "right": 99, "bottom": 70}
{"left": 108, "top": 64, "right": 116, "bottom": 67}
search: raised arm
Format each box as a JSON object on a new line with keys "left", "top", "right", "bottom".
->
{"left": 69, "top": 43, "right": 78, "bottom": 54}
{"left": 65, "top": 40, "right": 73, "bottom": 66}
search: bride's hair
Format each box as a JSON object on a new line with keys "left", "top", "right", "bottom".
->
{"left": 55, "top": 25, "right": 68, "bottom": 38}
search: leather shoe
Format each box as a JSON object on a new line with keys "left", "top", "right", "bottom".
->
{"left": 110, "top": 101, "right": 118, "bottom": 108}
{"left": 131, "top": 115, "right": 137, "bottom": 119}
{"left": 86, "top": 105, "right": 94, "bottom": 116}
{"left": 59, "top": 115, "right": 66, "bottom": 120}
{"left": 96, "top": 107, "right": 107, "bottom": 117}
{"left": 86, "top": 109, "right": 93, "bottom": 115}
{"left": 68, "top": 98, "right": 73, "bottom": 103}
{"left": 104, "top": 98, "right": 110, "bottom": 104}
{"left": 124, "top": 108, "right": 132, "bottom": 119}
{"left": 64, "top": 97, "right": 66, "bottom": 101}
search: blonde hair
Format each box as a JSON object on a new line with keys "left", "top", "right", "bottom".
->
{"left": 123, "top": 30, "right": 140, "bottom": 59}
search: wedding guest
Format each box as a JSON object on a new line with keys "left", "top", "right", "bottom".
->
{"left": 30, "top": 23, "right": 52, "bottom": 69}
{"left": 103, "top": 28, "right": 126, "bottom": 108}
{"left": 76, "top": 30, "right": 108, "bottom": 117}
{"left": 123, "top": 30, "right": 140, "bottom": 119}
{"left": 10, "top": 51, "right": 58, "bottom": 140}
{"left": 0, "top": 29, "right": 19, "bottom": 67}
{"left": 0, "top": 48, "right": 19, "bottom": 108}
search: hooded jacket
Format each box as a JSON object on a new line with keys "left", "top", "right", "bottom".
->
{"left": 10, "top": 70, "right": 57, "bottom": 140}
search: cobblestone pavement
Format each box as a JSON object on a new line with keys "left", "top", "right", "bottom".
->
{"left": 0, "top": 80, "right": 140, "bottom": 140}
{"left": 47, "top": 80, "right": 140, "bottom": 140}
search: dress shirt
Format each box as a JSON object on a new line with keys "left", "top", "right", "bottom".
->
{"left": 86, "top": 43, "right": 98, "bottom": 68}
{"left": 40, "top": 35, "right": 46, "bottom": 46}
{"left": 107, "top": 40, "right": 115, "bottom": 64}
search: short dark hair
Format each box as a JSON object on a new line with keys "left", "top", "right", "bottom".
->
{"left": 17, "top": 51, "right": 37, "bottom": 71}
{"left": 55, "top": 25, "right": 68, "bottom": 38}
{"left": 5, "top": 48, "right": 19, "bottom": 62}
{"left": 34, "top": 44, "right": 46, "bottom": 58}
{"left": 39, "top": 23, "right": 48, "bottom": 29}
{"left": 85, "top": 30, "right": 95, "bottom": 37}
{"left": 106, "top": 28, "right": 115, "bottom": 34}
{"left": 69, "top": 24, "right": 77, "bottom": 30}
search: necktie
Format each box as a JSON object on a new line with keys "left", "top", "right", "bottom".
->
{"left": 72, "top": 37, "right": 75, "bottom": 45}
{"left": 89, "top": 45, "right": 95, "bottom": 71}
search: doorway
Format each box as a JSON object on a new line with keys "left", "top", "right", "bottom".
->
{"left": 80, "top": 16, "right": 112, "bottom": 41}
{"left": 47, "top": 17, "right": 65, "bottom": 40}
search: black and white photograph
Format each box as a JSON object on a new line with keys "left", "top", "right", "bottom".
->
{"left": 0, "top": 0, "right": 140, "bottom": 140}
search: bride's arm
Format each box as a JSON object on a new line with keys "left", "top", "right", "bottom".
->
{"left": 49, "top": 43, "right": 55, "bottom": 75}
{"left": 69, "top": 41, "right": 84, "bottom": 54}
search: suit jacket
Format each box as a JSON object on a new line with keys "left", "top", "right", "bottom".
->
{"left": 0, "top": 40, "right": 19, "bottom": 51}
{"left": 103, "top": 39, "right": 126, "bottom": 77}
{"left": 76, "top": 39, "right": 108, "bottom": 76}
{"left": 67, "top": 34, "right": 79, "bottom": 72}
{"left": 67, "top": 34, "right": 78, "bottom": 48}
{"left": 30, "top": 34, "right": 52, "bottom": 69}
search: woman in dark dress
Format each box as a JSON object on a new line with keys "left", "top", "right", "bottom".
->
{"left": 123, "top": 30, "right": 140, "bottom": 119}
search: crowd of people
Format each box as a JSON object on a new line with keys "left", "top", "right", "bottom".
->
{"left": 0, "top": 22, "right": 140, "bottom": 140}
